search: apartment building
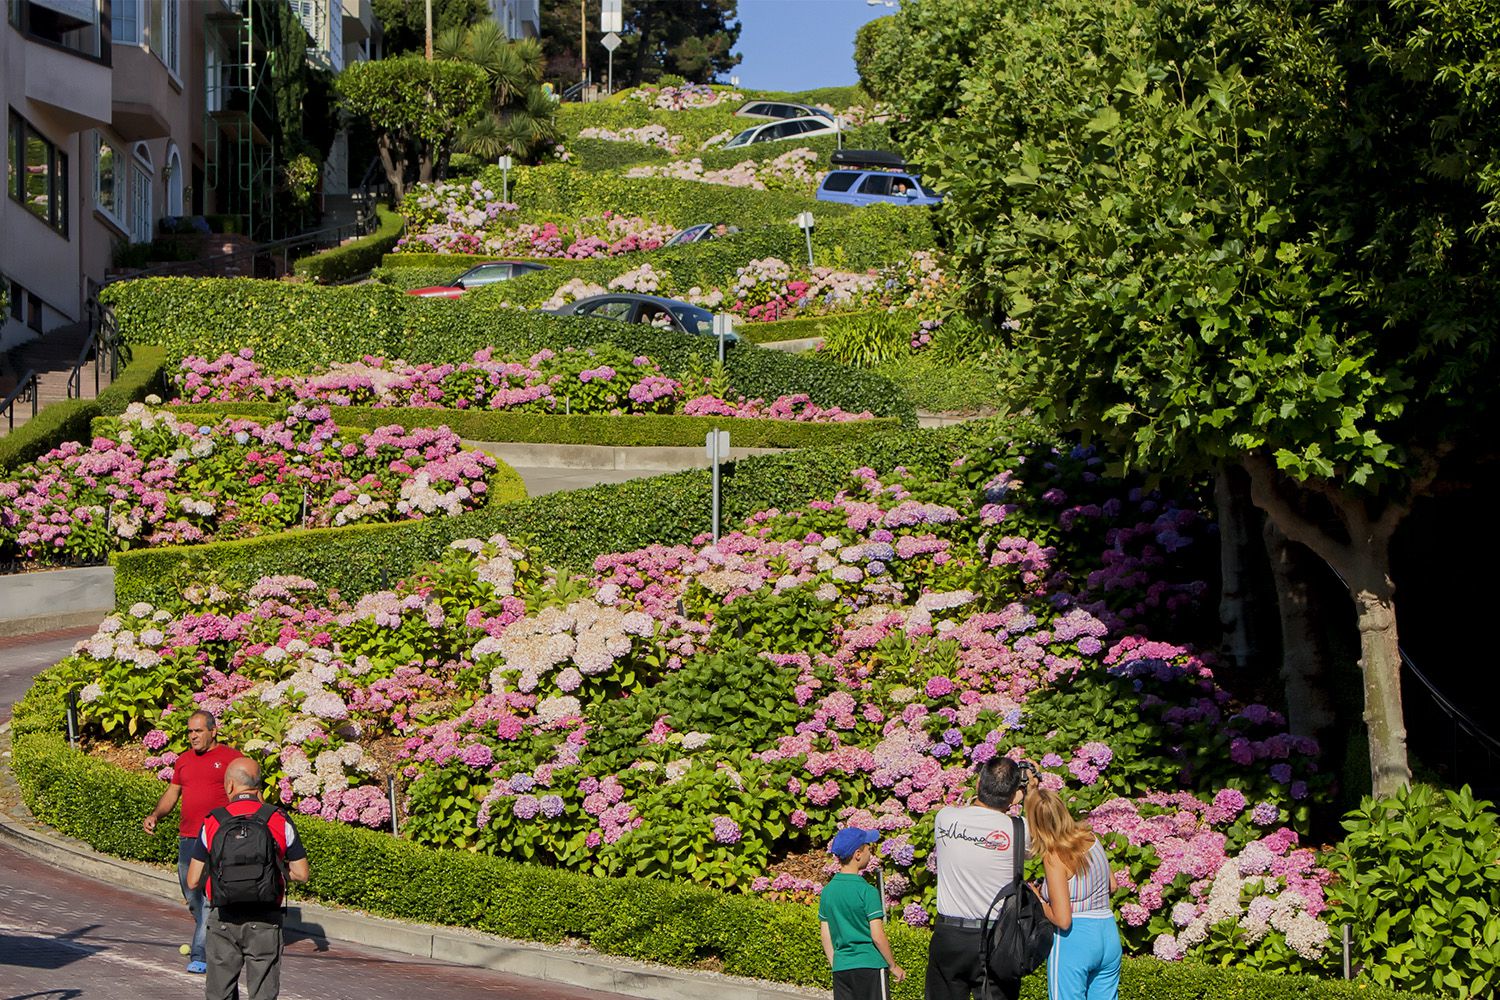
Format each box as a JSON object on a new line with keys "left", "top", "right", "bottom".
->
{"left": 490, "top": 0, "right": 539, "bottom": 40}
{"left": 2, "top": 0, "right": 206, "bottom": 346}
{"left": 2, "top": 0, "right": 378, "bottom": 348}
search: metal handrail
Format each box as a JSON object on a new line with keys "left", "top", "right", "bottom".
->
{"left": 2, "top": 368, "right": 39, "bottom": 431}
{"left": 65, "top": 329, "right": 99, "bottom": 400}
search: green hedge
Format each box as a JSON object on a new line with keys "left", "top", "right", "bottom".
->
{"left": 292, "top": 206, "right": 405, "bottom": 285}
{"left": 163, "top": 403, "right": 900, "bottom": 449}
{"left": 0, "top": 345, "right": 169, "bottom": 470}
{"left": 8, "top": 730, "right": 1428, "bottom": 1000}
{"left": 735, "top": 312, "right": 900, "bottom": 346}
{"left": 111, "top": 421, "right": 1006, "bottom": 608}
{"left": 103, "top": 278, "right": 915, "bottom": 424}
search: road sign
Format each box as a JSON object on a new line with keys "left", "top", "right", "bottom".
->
{"left": 705, "top": 429, "right": 730, "bottom": 461}
{"left": 601, "top": 31, "right": 621, "bottom": 52}
{"left": 601, "top": 0, "right": 622, "bottom": 33}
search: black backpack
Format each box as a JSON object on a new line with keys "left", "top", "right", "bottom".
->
{"left": 980, "top": 816, "right": 1054, "bottom": 983}
{"left": 207, "top": 803, "right": 285, "bottom": 909}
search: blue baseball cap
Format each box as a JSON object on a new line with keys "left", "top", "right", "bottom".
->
{"left": 830, "top": 827, "right": 880, "bottom": 860}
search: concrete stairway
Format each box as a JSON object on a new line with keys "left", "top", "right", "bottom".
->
{"left": 0, "top": 321, "right": 107, "bottom": 437}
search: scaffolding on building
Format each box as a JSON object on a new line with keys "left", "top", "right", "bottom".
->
{"left": 204, "top": 0, "right": 277, "bottom": 243}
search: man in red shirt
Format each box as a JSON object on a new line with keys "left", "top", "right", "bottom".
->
{"left": 143, "top": 710, "right": 244, "bottom": 974}
{"left": 187, "top": 757, "right": 310, "bottom": 1000}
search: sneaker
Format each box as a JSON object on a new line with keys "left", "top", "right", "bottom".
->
{"left": 186, "top": 961, "right": 207, "bottom": 974}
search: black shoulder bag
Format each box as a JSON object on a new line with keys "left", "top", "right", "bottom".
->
{"left": 980, "top": 815, "right": 1054, "bottom": 984}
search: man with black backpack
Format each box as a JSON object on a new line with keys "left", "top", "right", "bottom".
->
{"left": 926, "top": 757, "right": 1048, "bottom": 1000}
{"left": 185, "top": 758, "right": 311, "bottom": 1000}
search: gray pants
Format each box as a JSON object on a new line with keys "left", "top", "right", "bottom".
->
{"left": 205, "top": 909, "right": 283, "bottom": 1000}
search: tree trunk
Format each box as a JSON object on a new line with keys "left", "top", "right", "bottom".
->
{"left": 1263, "top": 521, "right": 1337, "bottom": 741}
{"left": 1241, "top": 454, "right": 1414, "bottom": 797}
{"left": 1214, "top": 464, "right": 1262, "bottom": 672}
{"left": 1344, "top": 545, "right": 1411, "bottom": 797}
{"left": 377, "top": 134, "right": 404, "bottom": 201}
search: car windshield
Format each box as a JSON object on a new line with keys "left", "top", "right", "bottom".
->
{"left": 672, "top": 304, "right": 714, "bottom": 335}
{"left": 725, "top": 127, "right": 757, "bottom": 148}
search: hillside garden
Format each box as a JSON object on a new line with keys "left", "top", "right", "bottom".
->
{"left": 7, "top": 74, "right": 1496, "bottom": 1000}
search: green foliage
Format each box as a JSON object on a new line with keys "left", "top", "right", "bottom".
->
{"left": 336, "top": 56, "right": 488, "bottom": 197}
{"left": 870, "top": 354, "right": 1007, "bottom": 416}
{"left": 0, "top": 346, "right": 168, "bottom": 471}
{"left": 110, "top": 422, "right": 1002, "bottom": 609}
{"left": 164, "top": 402, "right": 899, "bottom": 449}
{"left": 372, "top": 0, "right": 487, "bottom": 55}
{"left": 8, "top": 731, "right": 1431, "bottom": 1000}
{"left": 732, "top": 312, "right": 849, "bottom": 346}
{"left": 821, "top": 311, "right": 916, "bottom": 366}
{"left": 1331, "top": 784, "right": 1500, "bottom": 998}
{"left": 854, "top": 17, "right": 901, "bottom": 100}
{"left": 293, "top": 207, "right": 406, "bottom": 284}
{"left": 101, "top": 278, "right": 914, "bottom": 423}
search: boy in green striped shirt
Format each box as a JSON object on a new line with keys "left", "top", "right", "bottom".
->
{"left": 819, "top": 827, "right": 907, "bottom": 1000}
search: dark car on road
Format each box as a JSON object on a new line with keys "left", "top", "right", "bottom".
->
{"left": 406, "top": 260, "right": 550, "bottom": 298}
{"left": 546, "top": 293, "right": 738, "bottom": 341}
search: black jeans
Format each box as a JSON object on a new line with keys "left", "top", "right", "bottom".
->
{"left": 834, "top": 966, "right": 890, "bottom": 1000}
{"left": 924, "top": 922, "right": 1020, "bottom": 1000}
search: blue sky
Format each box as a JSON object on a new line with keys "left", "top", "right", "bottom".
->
{"left": 733, "top": 0, "right": 895, "bottom": 92}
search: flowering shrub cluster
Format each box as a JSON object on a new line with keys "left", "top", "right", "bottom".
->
{"left": 169, "top": 349, "right": 875, "bottom": 422}
{"left": 397, "top": 206, "right": 678, "bottom": 259}
{"left": 626, "top": 83, "right": 743, "bottom": 110}
{"left": 0, "top": 403, "right": 496, "bottom": 567}
{"left": 625, "top": 147, "right": 825, "bottom": 193}
{"left": 60, "top": 440, "right": 1337, "bottom": 973}
{"left": 577, "top": 124, "right": 683, "bottom": 154}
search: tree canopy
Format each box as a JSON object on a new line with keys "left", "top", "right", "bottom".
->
{"left": 372, "top": 0, "right": 489, "bottom": 55}
{"left": 880, "top": 0, "right": 1500, "bottom": 795}
{"left": 537, "top": 0, "right": 741, "bottom": 86}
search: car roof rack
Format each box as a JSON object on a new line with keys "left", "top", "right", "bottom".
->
{"left": 829, "top": 149, "right": 911, "bottom": 170}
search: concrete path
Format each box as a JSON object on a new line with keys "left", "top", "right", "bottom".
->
{"left": 0, "top": 840, "right": 628, "bottom": 1000}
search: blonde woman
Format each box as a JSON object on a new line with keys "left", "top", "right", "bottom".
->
{"left": 1025, "top": 785, "right": 1122, "bottom": 1000}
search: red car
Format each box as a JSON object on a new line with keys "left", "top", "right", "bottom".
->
{"left": 406, "top": 260, "right": 550, "bottom": 298}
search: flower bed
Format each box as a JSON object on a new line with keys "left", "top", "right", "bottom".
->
{"left": 577, "top": 124, "right": 684, "bottom": 154}
{"left": 624, "top": 147, "right": 825, "bottom": 193}
{"left": 396, "top": 201, "right": 677, "bottom": 259}
{"left": 626, "top": 83, "right": 744, "bottom": 110}
{"left": 0, "top": 403, "right": 499, "bottom": 567}
{"left": 48, "top": 439, "right": 1342, "bottom": 976}
{"left": 170, "top": 348, "right": 875, "bottom": 423}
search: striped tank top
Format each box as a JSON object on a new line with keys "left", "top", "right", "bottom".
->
{"left": 1039, "top": 838, "right": 1112, "bottom": 914}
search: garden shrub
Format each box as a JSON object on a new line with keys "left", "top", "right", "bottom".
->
{"left": 292, "top": 206, "right": 406, "bottom": 284}
{"left": 109, "top": 421, "right": 1002, "bottom": 608}
{"left": 10, "top": 686, "right": 1427, "bottom": 999}
{"left": 97, "top": 279, "right": 913, "bottom": 424}
{"left": 1330, "top": 783, "right": 1500, "bottom": 999}
{"left": 822, "top": 310, "right": 922, "bottom": 365}
{"left": 165, "top": 403, "right": 899, "bottom": 448}
{"left": 0, "top": 345, "right": 168, "bottom": 471}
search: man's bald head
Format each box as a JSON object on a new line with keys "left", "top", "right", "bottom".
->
{"left": 225, "top": 758, "right": 262, "bottom": 794}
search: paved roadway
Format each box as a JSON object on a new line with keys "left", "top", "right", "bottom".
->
{"left": 0, "top": 840, "right": 628, "bottom": 1000}
{"left": 0, "top": 626, "right": 94, "bottom": 724}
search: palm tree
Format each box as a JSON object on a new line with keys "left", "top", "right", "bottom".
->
{"left": 438, "top": 24, "right": 555, "bottom": 161}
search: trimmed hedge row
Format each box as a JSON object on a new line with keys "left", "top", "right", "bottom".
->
{"left": 0, "top": 346, "right": 169, "bottom": 470}
{"left": 292, "top": 206, "right": 405, "bottom": 285}
{"left": 111, "top": 421, "right": 1010, "bottom": 608}
{"left": 163, "top": 403, "right": 901, "bottom": 449}
{"left": 99, "top": 278, "right": 916, "bottom": 424}
{"left": 7, "top": 730, "right": 1427, "bottom": 1000}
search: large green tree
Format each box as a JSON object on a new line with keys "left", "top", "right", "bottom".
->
{"left": 372, "top": 0, "right": 489, "bottom": 55}
{"left": 886, "top": 0, "right": 1500, "bottom": 796}
{"left": 336, "top": 56, "right": 487, "bottom": 198}
{"left": 537, "top": 0, "right": 741, "bottom": 87}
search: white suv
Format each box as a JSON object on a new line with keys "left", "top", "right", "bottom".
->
{"left": 723, "top": 117, "right": 839, "bottom": 149}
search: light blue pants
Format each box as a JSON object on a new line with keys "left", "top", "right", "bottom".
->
{"left": 1047, "top": 912, "right": 1122, "bottom": 1000}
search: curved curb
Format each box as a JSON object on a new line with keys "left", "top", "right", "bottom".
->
{"left": 0, "top": 723, "right": 819, "bottom": 1000}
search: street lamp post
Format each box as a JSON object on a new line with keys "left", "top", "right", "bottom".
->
{"left": 498, "top": 154, "right": 513, "bottom": 204}
{"left": 713, "top": 312, "right": 734, "bottom": 366}
{"left": 795, "top": 211, "right": 816, "bottom": 269}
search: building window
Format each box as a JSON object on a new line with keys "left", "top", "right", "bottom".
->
{"left": 130, "top": 144, "right": 153, "bottom": 244}
{"left": 165, "top": 144, "right": 183, "bottom": 217}
{"left": 113, "top": 0, "right": 139, "bottom": 44}
{"left": 9, "top": 0, "right": 104, "bottom": 59}
{"left": 144, "top": 0, "right": 178, "bottom": 74}
{"left": 94, "top": 132, "right": 123, "bottom": 223}
{"left": 8, "top": 111, "right": 68, "bottom": 236}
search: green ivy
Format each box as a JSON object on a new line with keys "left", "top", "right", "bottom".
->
{"left": 292, "top": 206, "right": 406, "bottom": 284}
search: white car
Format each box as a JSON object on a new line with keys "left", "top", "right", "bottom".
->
{"left": 723, "top": 117, "right": 839, "bottom": 149}
{"left": 735, "top": 100, "right": 835, "bottom": 122}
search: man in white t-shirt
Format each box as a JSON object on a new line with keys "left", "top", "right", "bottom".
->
{"left": 926, "top": 756, "right": 1030, "bottom": 1000}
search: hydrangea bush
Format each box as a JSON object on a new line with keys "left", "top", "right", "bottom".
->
{"left": 626, "top": 83, "right": 744, "bottom": 110}
{"left": 0, "top": 403, "right": 496, "bottom": 567}
{"left": 56, "top": 440, "right": 1338, "bottom": 975}
{"left": 395, "top": 197, "right": 678, "bottom": 258}
{"left": 624, "top": 147, "right": 825, "bottom": 193}
{"left": 170, "top": 348, "right": 875, "bottom": 423}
